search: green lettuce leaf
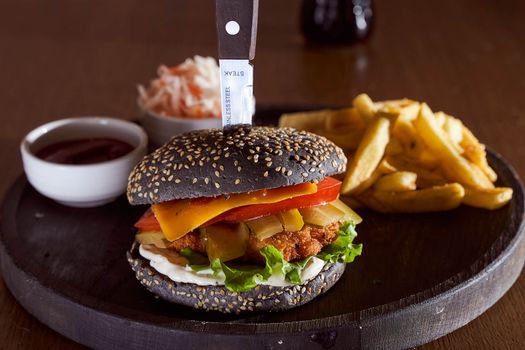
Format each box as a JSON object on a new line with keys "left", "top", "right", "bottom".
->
{"left": 182, "top": 221, "right": 362, "bottom": 292}
{"left": 180, "top": 248, "right": 210, "bottom": 272}
{"left": 259, "top": 246, "right": 312, "bottom": 285}
{"left": 210, "top": 259, "right": 271, "bottom": 292}
{"left": 317, "top": 221, "right": 363, "bottom": 263}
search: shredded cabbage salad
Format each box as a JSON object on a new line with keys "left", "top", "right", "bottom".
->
{"left": 138, "top": 55, "right": 221, "bottom": 119}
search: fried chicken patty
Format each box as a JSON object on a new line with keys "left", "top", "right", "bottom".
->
{"left": 169, "top": 222, "right": 341, "bottom": 262}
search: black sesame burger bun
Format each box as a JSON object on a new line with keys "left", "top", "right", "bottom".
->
{"left": 127, "top": 125, "right": 347, "bottom": 205}
{"left": 127, "top": 241, "right": 346, "bottom": 313}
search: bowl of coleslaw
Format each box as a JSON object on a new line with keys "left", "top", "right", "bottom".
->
{"left": 138, "top": 56, "right": 222, "bottom": 147}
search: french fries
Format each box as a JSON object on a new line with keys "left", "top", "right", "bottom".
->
{"left": 463, "top": 187, "right": 513, "bottom": 210}
{"left": 460, "top": 123, "right": 498, "bottom": 182}
{"left": 351, "top": 158, "right": 397, "bottom": 195}
{"left": 369, "top": 183, "right": 465, "bottom": 213}
{"left": 414, "top": 104, "right": 494, "bottom": 190}
{"left": 280, "top": 109, "right": 335, "bottom": 130}
{"left": 341, "top": 117, "right": 390, "bottom": 194}
{"left": 353, "top": 93, "right": 376, "bottom": 121}
{"left": 278, "top": 94, "right": 513, "bottom": 213}
{"left": 280, "top": 108, "right": 365, "bottom": 151}
{"left": 373, "top": 171, "right": 417, "bottom": 192}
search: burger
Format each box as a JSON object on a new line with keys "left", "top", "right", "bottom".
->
{"left": 126, "top": 125, "right": 362, "bottom": 313}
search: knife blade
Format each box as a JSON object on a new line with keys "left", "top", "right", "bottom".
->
{"left": 215, "top": 0, "right": 259, "bottom": 127}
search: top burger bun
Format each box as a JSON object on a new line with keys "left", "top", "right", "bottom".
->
{"left": 127, "top": 125, "right": 347, "bottom": 205}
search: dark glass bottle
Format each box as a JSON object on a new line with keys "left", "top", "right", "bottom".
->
{"left": 301, "top": 0, "right": 374, "bottom": 45}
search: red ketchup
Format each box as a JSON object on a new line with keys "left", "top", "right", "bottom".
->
{"left": 35, "top": 138, "right": 134, "bottom": 165}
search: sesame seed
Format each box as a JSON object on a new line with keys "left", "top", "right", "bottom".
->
{"left": 214, "top": 182, "right": 220, "bottom": 189}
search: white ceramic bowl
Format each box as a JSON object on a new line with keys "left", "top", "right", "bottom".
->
{"left": 139, "top": 105, "right": 222, "bottom": 147}
{"left": 20, "top": 117, "right": 148, "bottom": 208}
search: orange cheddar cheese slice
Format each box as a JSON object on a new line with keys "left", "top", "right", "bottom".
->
{"left": 152, "top": 182, "right": 317, "bottom": 241}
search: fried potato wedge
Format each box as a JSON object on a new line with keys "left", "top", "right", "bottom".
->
{"left": 462, "top": 187, "right": 513, "bottom": 210}
{"left": 385, "top": 155, "right": 445, "bottom": 185}
{"left": 374, "top": 171, "right": 417, "bottom": 192}
{"left": 341, "top": 117, "right": 390, "bottom": 194}
{"left": 372, "top": 183, "right": 465, "bottom": 213}
{"left": 352, "top": 93, "right": 376, "bottom": 121}
{"left": 314, "top": 128, "right": 365, "bottom": 150}
{"left": 460, "top": 124, "right": 498, "bottom": 182}
{"left": 351, "top": 158, "right": 397, "bottom": 195}
{"left": 385, "top": 138, "right": 404, "bottom": 156}
{"left": 324, "top": 108, "right": 364, "bottom": 132}
{"left": 414, "top": 104, "right": 494, "bottom": 189}
{"left": 279, "top": 109, "right": 335, "bottom": 130}
{"left": 280, "top": 108, "right": 366, "bottom": 150}
{"left": 443, "top": 115, "right": 464, "bottom": 149}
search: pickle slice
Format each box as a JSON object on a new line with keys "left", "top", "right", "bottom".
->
{"left": 245, "top": 215, "right": 283, "bottom": 240}
{"left": 299, "top": 204, "right": 345, "bottom": 227}
{"left": 330, "top": 199, "right": 363, "bottom": 224}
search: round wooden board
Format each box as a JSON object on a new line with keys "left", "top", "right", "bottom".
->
{"left": 1, "top": 109, "right": 524, "bottom": 350}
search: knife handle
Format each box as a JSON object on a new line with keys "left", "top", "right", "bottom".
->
{"left": 215, "top": 0, "right": 258, "bottom": 60}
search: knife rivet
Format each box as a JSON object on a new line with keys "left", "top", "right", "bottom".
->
{"left": 225, "top": 20, "right": 240, "bottom": 35}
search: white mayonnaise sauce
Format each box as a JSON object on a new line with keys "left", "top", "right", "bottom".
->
{"left": 139, "top": 244, "right": 326, "bottom": 287}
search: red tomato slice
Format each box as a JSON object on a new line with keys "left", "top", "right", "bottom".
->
{"left": 134, "top": 208, "right": 160, "bottom": 231}
{"left": 207, "top": 177, "right": 341, "bottom": 224}
{"left": 134, "top": 177, "right": 342, "bottom": 231}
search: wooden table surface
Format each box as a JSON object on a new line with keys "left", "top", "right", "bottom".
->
{"left": 1, "top": 0, "right": 524, "bottom": 348}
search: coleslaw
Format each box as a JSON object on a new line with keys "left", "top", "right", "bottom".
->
{"left": 138, "top": 56, "right": 221, "bottom": 119}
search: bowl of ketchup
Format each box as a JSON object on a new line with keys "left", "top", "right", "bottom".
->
{"left": 20, "top": 117, "right": 148, "bottom": 207}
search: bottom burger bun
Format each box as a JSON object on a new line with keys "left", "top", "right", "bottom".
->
{"left": 127, "top": 241, "right": 346, "bottom": 314}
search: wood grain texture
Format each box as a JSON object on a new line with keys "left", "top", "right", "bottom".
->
{"left": 0, "top": 0, "right": 524, "bottom": 348}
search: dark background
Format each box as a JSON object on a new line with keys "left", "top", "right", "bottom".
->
{"left": 1, "top": 0, "right": 524, "bottom": 348}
